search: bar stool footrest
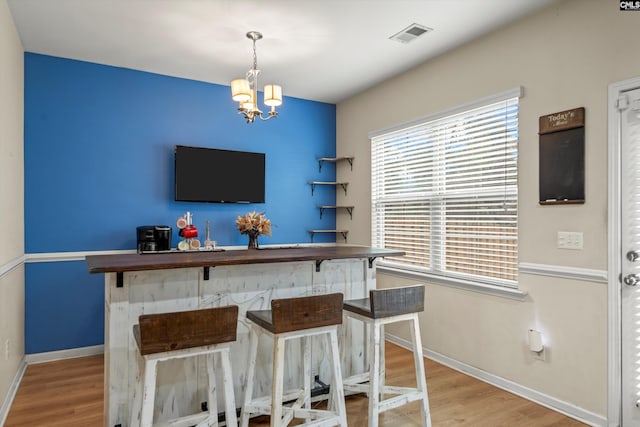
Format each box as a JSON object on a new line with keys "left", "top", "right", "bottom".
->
{"left": 246, "top": 388, "right": 306, "bottom": 407}
{"left": 343, "top": 383, "right": 369, "bottom": 394}
{"left": 378, "top": 391, "right": 426, "bottom": 414}
{"left": 153, "top": 411, "right": 210, "bottom": 427}
{"left": 240, "top": 405, "right": 271, "bottom": 417}
{"left": 383, "top": 385, "right": 421, "bottom": 395}
{"left": 298, "top": 414, "right": 342, "bottom": 427}
{"left": 244, "top": 405, "right": 342, "bottom": 426}
{"left": 342, "top": 372, "right": 370, "bottom": 385}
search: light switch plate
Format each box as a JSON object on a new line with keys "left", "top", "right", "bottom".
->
{"left": 557, "top": 231, "right": 583, "bottom": 250}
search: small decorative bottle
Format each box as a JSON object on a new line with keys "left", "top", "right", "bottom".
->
{"left": 204, "top": 220, "right": 215, "bottom": 250}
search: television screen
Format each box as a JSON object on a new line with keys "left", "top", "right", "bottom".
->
{"left": 174, "top": 145, "right": 265, "bottom": 203}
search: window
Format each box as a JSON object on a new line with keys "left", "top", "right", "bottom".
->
{"left": 371, "top": 89, "right": 520, "bottom": 289}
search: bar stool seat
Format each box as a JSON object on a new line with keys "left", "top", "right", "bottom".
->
{"left": 240, "top": 293, "right": 348, "bottom": 427}
{"left": 130, "top": 306, "right": 239, "bottom": 427}
{"left": 342, "top": 285, "right": 431, "bottom": 427}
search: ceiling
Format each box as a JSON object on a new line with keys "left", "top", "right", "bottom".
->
{"left": 7, "top": 0, "right": 557, "bottom": 104}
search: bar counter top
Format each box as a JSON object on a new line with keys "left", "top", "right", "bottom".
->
{"left": 86, "top": 245, "right": 404, "bottom": 274}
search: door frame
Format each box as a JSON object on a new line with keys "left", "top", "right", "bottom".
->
{"left": 608, "top": 75, "right": 640, "bottom": 427}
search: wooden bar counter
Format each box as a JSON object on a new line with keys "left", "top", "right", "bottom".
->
{"left": 86, "top": 245, "right": 403, "bottom": 427}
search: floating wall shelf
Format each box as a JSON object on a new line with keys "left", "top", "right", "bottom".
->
{"left": 309, "top": 181, "right": 348, "bottom": 196}
{"left": 310, "top": 156, "right": 355, "bottom": 243}
{"left": 317, "top": 156, "right": 354, "bottom": 172}
{"left": 308, "top": 229, "right": 349, "bottom": 243}
{"left": 317, "top": 205, "right": 354, "bottom": 219}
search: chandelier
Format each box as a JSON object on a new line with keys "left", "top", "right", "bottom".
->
{"left": 231, "top": 31, "right": 282, "bottom": 123}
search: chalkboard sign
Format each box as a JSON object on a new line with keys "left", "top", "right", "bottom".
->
{"left": 538, "top": 107, "right": 585, "bottom": 205}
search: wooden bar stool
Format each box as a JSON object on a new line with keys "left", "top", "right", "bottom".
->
{"left": 342, "top": 285, "right": 431, "bottom": 427}
{"left": 240, "top": 293, "right": 347, "bottom": 427}
{"left": 130, "top": 306, "right": 239, "bottom": 427}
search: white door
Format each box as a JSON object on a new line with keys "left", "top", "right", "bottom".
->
{"left": 620, "top": 86, "right": 640, "bottom": 426}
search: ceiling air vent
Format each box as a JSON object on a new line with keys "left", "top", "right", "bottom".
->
{"left": 389, "top": 23, "right": 433, "bottom": 44}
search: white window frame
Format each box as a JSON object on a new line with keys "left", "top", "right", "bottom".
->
{"left": 369, "top": 87, "right": 526, "bottom": 300}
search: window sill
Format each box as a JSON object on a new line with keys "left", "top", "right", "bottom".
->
{"left": 376, "top": 265, "right": 528, "bottom": 301}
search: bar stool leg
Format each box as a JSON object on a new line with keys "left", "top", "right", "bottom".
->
{"left": 206, "top": 352, "right": 219, "bottom": 426}
{"left": 130, "top": 353, "right": 144, "bottom": 427}
{"left": 339, "top": 313, "right": 356, "bottom": 403}
{"left": 410, "top": 315, "right": 432, "bottom": 427}
{"left": 368, "top": 321, "right": 381, "bottom": 427}
{"left": 221, "top": 347, "right": 239, "bottom": 427}
{"left": 140, "top": 358, "right": 158, "bottom": 427}
{"left": 328, "top": 329, "right": 348, "bottom": 426}
{"left": 240, "top": 324, "right": 260, "bottom": 427}
{"left": 325, "top": 333, "right": 335, "bottom": 413}
{"left": 302, "top": 335, "right": 312, "bottom": 423}
{"left": 379, "top": 324, "right": 386, "bottom": 402}
{"left": 270, "top": 335, "right": 286, "bottom": 427}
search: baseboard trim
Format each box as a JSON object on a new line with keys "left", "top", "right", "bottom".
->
{"left": 25, "top": 344, "right": 104, "bottom": 364}
{"left": 0, "top": 356, "right": 27, "bottom": 426}
{"left": 385, "top": 333, "right": 607, "bottom": 427}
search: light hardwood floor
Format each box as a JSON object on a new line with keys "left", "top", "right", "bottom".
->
{"left": 4, "top": 342, "right": 587, "bottom": 427}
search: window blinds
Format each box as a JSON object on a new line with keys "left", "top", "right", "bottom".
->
{"left": 371, "top": 97, "right": 519, "bottom": 287}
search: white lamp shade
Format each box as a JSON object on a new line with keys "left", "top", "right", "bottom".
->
{"left": 264, "top": 84, "right": 283, "bottom": 107}
{"left": 231, "top": 79, "right": 251, "bottom": 102}
{"left": 241, "top": 92, "right": 255, "bottom": 111}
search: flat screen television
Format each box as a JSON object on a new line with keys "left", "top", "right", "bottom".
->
{"left": 174, "top": 145, "right": 265, "bottom": 203}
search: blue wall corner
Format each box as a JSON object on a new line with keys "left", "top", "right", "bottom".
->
{"left": 25, "top": 261, "right": 105, "bottom": 353}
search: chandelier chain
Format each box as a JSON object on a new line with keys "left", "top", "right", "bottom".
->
{"left": 252, "top": 37, "right": 258, "bottom": 71}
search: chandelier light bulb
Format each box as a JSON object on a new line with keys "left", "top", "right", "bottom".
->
{"left": 241, "top": 96, "right": 255, "bottom": 112}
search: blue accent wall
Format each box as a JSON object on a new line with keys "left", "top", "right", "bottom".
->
{"left": 24, "top": 53, "right": 337, "bottom": 353}
{"left": 25, "top": 262, "right": 105, "bottom": 353}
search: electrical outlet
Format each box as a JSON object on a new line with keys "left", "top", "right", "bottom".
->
{"left": 4, "top": 339, "right": 9, "bottom": 360}
{"left": 557, "top": 231, "right": 583, "bottom": 250}
{"left": 532, "top": 347, "right": 546, "bottom": 361}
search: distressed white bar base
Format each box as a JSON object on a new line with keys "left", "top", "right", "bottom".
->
{"left": 104, "top": 259, "right": 375, "bottom": 427}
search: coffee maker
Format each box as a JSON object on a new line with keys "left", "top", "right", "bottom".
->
{"left": 136, "top": 225, "right": 172, "bottom": 253}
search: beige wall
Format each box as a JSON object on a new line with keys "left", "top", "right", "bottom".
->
{"left": 0, "top": 0, "right": 24, "bottom": 413}
{"left": 336, "top": 0, "right": 639, "bottom": 417}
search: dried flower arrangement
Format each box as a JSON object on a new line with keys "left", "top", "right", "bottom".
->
{"left": 236, "top": 211, "right": 271, "bottom": 249}
{"left": 236, "top": 211, "right": 271, "bottom": 237}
